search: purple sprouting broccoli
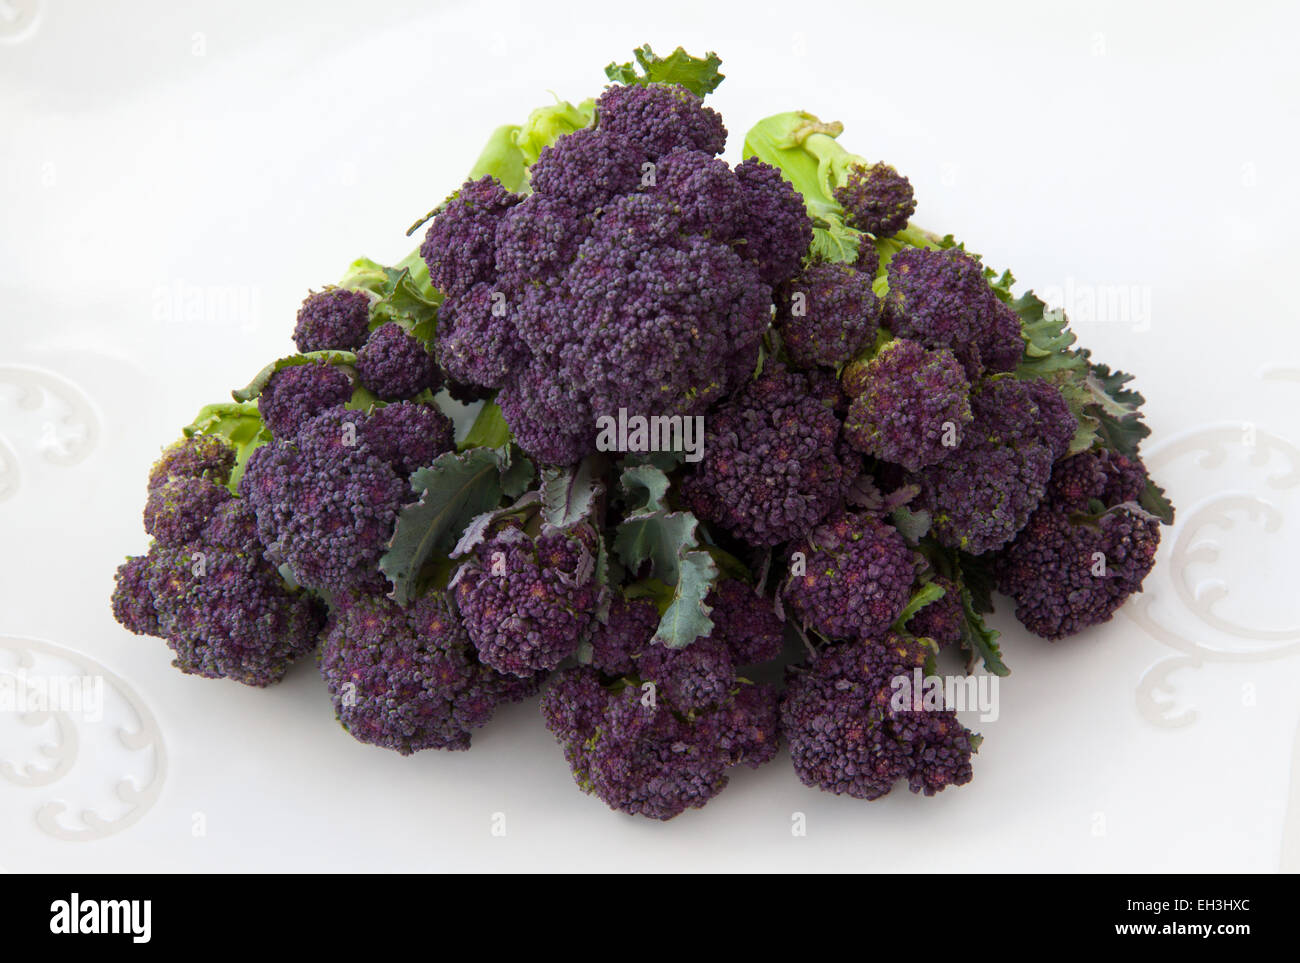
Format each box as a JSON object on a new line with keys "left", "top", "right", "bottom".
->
{"left": 540, "top": 598, "right": 780, "bottom": 819}
{"left": 885, "top": 247, "right": 1024, "bottom": 377}
{"left": 240, "top": 403, "right": 453, "bottom": 594}
{"left": 143, "top": 476, "right": 233, "bottom": 548}
{"left": 420, "top": 176, "right": 521, "bottom": 299}
{"left": 361, "top": 401, "right": 455, "bottom": 476}
{"left": 355, "top": 323, "right": 440, "bottom": 400}
{"left": 905, "top": 575, "right": 964, "bottom": 648}
{"left": 453, "top": 516, "right": 603, "bottom": 677}
{"left": 529, "top": 126, "right": 647, "bottom": 211}
{"left": 256, "top": 360, "right": 353, "bottom": 438}
{"left": 707, "top": 578, "right": 785, "bottom": 665}
{"left": 833, "top": 162, "right": 916, "bottom": 238}
{"left": 594, "top": 82, "right": 727, "bottom": 159}
{"left": 912, "top": 376, "right": 1076, "bottom": 554}
{"left": 493, "top": 194, "right": 590, "bottom": 283}
{"left": 422, "top": 100, "right": 812, "bottom": 466}
{"left": 854, "top": 235, "right": 881, "bottom": 279}
{"left": 319, "top": 589, "right": 542, "bottom": 754}
{"left": 994, "top": 450, "right": 1164, "bottom": 640}
{"left": 775, "top": 261, "right": 882, "bottom": 369}
{"left": 781, "top": 634, "right": 976, "bottom": 799}
{"left": 292, "top": 288, "right": 372, "bottom": 353}
{"left": 587, "top": 594, "right": 661, "bottom": 675}
{"left": 112, "top": 436, "right": 324, "bottom": 687}
{"left": 147, "top": 435, "right": 235, "bottom": 492}
{"left": 650, "top": 147, "right": 747, "bottom": 238}
{"left": 682, "top": 364, "right": 853, "bottom": 547}
{"left": 783, "top": 511, "right": 917, "bottom": 641}
{"left": 733, "top": 156, "right": 815, "bottom": 286}
{"left": 842, "top": 338, "right": 973, "bottom": 472}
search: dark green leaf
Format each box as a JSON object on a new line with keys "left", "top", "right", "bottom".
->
{"left": 541, "top": 457, "right": 603, "bottom": 528}
{"left": 459, "top": 400, "right": 513, "bottom": 451}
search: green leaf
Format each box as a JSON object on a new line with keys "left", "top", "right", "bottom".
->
{"left": 231, "top": 351, "right": 357, "bottom": 403}
{"left": 1085, "top": 361, "right": 1151, "bottom": 459}
{"left": 653, "top": 549, "right": 718, "bottom": 649}
{"left": 1139, "top": 476, "right": 1175, "bottom": 525}
{"left": 892, "top": 580, "right": 947, "bottom": 633}
{"left": 890, "top": 505, "right": 932, "bottom": 544}
{"left": 459, "top": 400, "right": 513, "bottom": 451}
{"left": 182, "top": 402, "right": 271, "bottom": 491}
{"left": 604, "top": 45, "right": 725, "bottom": 98}
{"left": 540, "top": 457, "right": 603, "bottom": 528}
{"left": 379, "top": 447, "right": 513, "bottom": 605}
{"left": 469, "top": 123, "right": 530, "bottom": 193}
{"left": 953, "top": 554, "right": 1008, "bottom": 676}
{"left": 612, "top": 463, "right": 718, "bottom": 647}
{"left": 498, "top": 445, "right": 536, "bottom": 499}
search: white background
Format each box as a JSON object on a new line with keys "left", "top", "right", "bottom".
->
{"left": 2, "top": 0, "right": 1299, "bottom": 871}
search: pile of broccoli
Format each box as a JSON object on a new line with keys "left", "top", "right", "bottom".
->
{"left": 111, "top": 46, "right": 1174, "bottom": 819}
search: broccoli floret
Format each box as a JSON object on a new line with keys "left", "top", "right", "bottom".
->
{"left": 319, "top": 589, "right": 541, "bottom": 753}
{"left": 419, "top": 176, "right": 521, "bottom": 299}
{"left": 994, "top": 450, "right": 1163, "bottom": 640}
{"left": 493, "top": 194, "right": 590, "bottom": 282}
{"left": 833, "top": 162, "right": 916, "bottom": 238}
{"left": 733, "top": 156, "right": 815, "bottom": 286}
{"left": 783, "top": 511, "right": 916, "bottom": 641}
{"left": 113, "top": 435, "right": 324, "bottom": 687}
{"left": 148, "top": 435, "right": 235, "bottom": 493}
{"left": 355, "top": 323, "right": 440, "bottom": 400}
{"left": 780, "top": 634, "right": 976, "bottom": 799}
{"left": 540, "top": 607, "right": 780, "bottom": 819}
{"left": 905, "top": 575, "right": 964, "bottom": 648}
{"left": 453, "top": 517, "right": 602, "bottom": 677}
{"left": 436, "top": 281, "right": 530, "bottom": 390}
{"left": 360, "top": 401, "right": 454, "bottom": 475}
{"left": 885, "top": 247, "right": 1024, "bottom": 377}
{"left": 594, "top": 82, "right": 727, "bottom": 158}
{"left": 842, "top": 339, "right": 972, "bottom": 471}
{"left": 587, "top": 594, "right": 660, "bottom": 675}
{"left": 292, "top": 288, "right": 372, "bottom": 353}
{"left": 651, "top": 147, "right": 746, "bottom": 238}
{"left": 912, "top": 376, "right": 1075, "bottom": 554}
{"left": 707, "top": 578, "right": 785, "bottom": 664}
{"left": 529, "top": 126, "right": 646, "bottom": 211}
{"left": 776, "top": 261, "right": 882, "bottom": 368}
{"left": 682, "top": 364, "right": 852, "bottom": 547}
{"left": 240, "top": 404, "right": 452, "bottom": 594}
{"left": 256, "top": 360, "right": 352, "bottom": 438}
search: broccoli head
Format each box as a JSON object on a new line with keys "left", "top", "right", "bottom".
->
{"left": 319, "top": 589, "right": 541, "bottom": 754}
{"left": 780, "top": 634, "right": 976, "bottom": 799}
{"left": 775, "top": 261, "right": 882, "bottom": 368}
{"left": 783, "top": 511, "right": 916, "bottom": 641}
{"left": 256, "top": 360, "right": 353, "bottom": 438}
{"left": 292, "top": 288, "right": 373, "bottom": 353}
{"left": 994, "top": 450, "right": 1163, "bottom": 640}
{"left": 355, "top": 322, "right": 441, "bottom": 400}
{"left": 833, "top": 161, "right": 916, "bottom": 238}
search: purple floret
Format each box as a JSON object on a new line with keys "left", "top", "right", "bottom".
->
{"left": 885, "top": 247, "right": 1024, "bottom": 377}
{"left": 783, "top": 511, "right": 917, "bottom": 641}
{"left": 420, "top": 176, "right": 521, "bottom": 298}
{"left": 994, "top": 450, "right": 1163, "bottom": 640}
{"left": 651, "top": 148, "right": 746, "bottom": 238}
{"left": 145, "top": 545, "right": 324, "bottom": 686}
{"left": 854, "top": 236, "right": 881, "bottom": 278}
{"left": 320, "top": 590, "right": 541, "bottom": 754}
{"left": 257, "top": 360, "right": 353, "bottom": 438}
{"left": 239, "top": 405, "right": 414, "bottom": 594}
{"left": 834, "top": 162, "right": 916, "bottom": 238}
{"left": 494, "top": 194, "right": 590, "bottom": 283}
{"left": 842, "top": 338, "right": 973, "bottom": 472}
{"left": 453, "top": 519, "right": 602, "bottom": 677}
{"left": 588, "top": 594, "right": 659, "bottom": 675}
{"left": 361, "top": 401, "right": 454, "bottom": 475}
{"left": 355, "top": 323, "right": 440, "bottom": 400}
{"left": 494, "top": 357, "right": 596, "bottom": 467}
{"left": 905, "top": 575, "right": 963, "bottom": 648}
{"left": 111, "top": 555, "right": 161, "bottom": 636}
{"left": 143, "top": 476, "right": 231, "bottom": 547}
{"left": 529, "top": 127, "right": 646, "bottom": 213}
{"left": 437, "top": 281, "right": 530, "bottom": 389}
{"left": 912, "top": 376, "right": 1076, "bottom": 554}
{"left": 681, "top": 364, "right": 851, "bottom": 547}
{"left": 540, "top": 622, "right": 780, "bottom": 820}
{"left": 594, "top": 82, "right": 727, "bottom": 159}
{"left": 733, "top": 157, "right": 815, "bottom": 286}
{"left": 776, "top": 261, "right": 882, "bottom": 368}
{"left": 292, "top": 288, "right": 372, "bottom": 353}
{"left": 707, "top": 578, "right": 785, "bottom": 665}
{"left": 148, "top": 435, "right": 235, "bottom": 493}
{"left": 780, "top": 634, "right": 976, "bottom": 800}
